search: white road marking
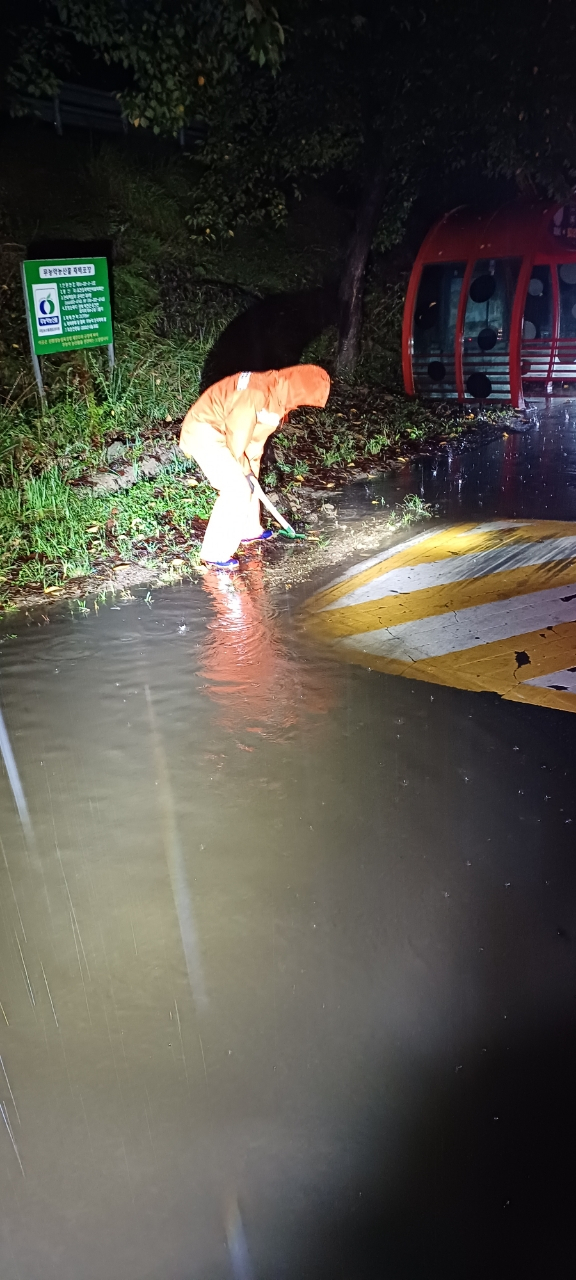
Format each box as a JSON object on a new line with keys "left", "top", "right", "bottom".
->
{"left": 322, "top": 536, "right": 576, "bottom": 612}
{"left": 453, "top": 521, "right": 525, "bottom": 535}
{"left": 321, "top": 522, "right": 529, "bottom": 592}
{"left": 523, "top": 666, "right": 576, "bottom": 692}
{"left": 321, "top": 531, "right": 432, "bottom": 588}
{"left": 337, "top": 581, "right": 576, "bottom": 663}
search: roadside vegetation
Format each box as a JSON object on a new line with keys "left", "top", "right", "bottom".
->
{"left": 2, "top": 0, "right": 573, "bottom": 606}
{"left": 0, "top": 127, "right": 501, "bottom": 608}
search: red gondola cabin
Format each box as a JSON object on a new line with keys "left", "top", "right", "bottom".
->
{"left": 402, "top": 201, "right": 576, "bottom": 407}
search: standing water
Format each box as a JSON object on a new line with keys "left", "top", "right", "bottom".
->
{"left": 0, "top": 408, "right": 575, "bottom": 1279}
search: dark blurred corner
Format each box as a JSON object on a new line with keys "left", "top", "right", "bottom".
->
{"left": 294, "top": 1025, "right": 576, "bottom": 1280}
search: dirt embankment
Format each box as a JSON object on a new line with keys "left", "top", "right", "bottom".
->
{"left": 3, "top": 397, "right": 525, "bottom": 614}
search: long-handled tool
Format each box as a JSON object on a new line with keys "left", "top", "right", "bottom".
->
{"left": 247, "top": 472, "right": 306, "bottom": 539}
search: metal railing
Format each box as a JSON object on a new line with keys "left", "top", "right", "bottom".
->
{"left": 10, "top": 82, "right": 206, "bottom": 148}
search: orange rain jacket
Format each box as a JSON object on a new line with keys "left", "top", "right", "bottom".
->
{"left": 179, "top": 365, "right": 331, "bottom": 467}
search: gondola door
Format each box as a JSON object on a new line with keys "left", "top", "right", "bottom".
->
{"left": 520, "top": 266, "right": 554, "bottom": 398}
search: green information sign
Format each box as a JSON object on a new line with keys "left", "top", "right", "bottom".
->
{"left": 22, "top": 256, "right": 113, "bottom": 355}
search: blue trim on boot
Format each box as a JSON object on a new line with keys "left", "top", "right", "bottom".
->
{"left": 240, "top": 529, "right": 275, "bottom": 544}
{"left": 201, "top": 557, "right": 239, "bottom": 570}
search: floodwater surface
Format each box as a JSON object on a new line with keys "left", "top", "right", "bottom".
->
{"left": 0, "top": 408, "right": 575, "bottom": 1279}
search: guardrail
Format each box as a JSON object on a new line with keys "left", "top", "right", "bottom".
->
{"left": 10, "top": 82, "right": 206, "bottom": 148}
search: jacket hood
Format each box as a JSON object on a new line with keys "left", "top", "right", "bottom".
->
{"left": 269, "top": 365, "right": 330, "bottom": 417}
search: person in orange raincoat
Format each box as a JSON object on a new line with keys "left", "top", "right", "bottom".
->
{"left": 179, "top": 365, "right": 330, "bottom": 568}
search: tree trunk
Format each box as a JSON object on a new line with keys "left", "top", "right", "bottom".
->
{"left": 337, "top": 164, "right": 388, "bottom": 372}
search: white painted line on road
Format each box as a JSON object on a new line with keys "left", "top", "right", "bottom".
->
{"left": 320, "top": 530, "right": 432, "bottom": 588}
{"left": 337, "top": 581, "right": 576, "bottom": 662}
{"left": 322, "top": 522, "right": 527, "bottom": 592}
{"left": 321, "top": 536, "right": 576, "bottom": 612}
{"left": 523, "top": 666, "right": 576, "bottom": 692}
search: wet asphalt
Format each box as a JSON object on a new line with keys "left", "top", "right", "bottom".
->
{"left": 0, "top": 404, "right": 574, "bottom": 1279}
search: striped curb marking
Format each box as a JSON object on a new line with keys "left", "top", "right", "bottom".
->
{"left": 303, "top": 520, "right": 576, "bottom": 714}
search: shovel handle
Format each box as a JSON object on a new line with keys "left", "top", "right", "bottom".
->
{"left": 247, "top": 473, "right": 296, "bottom": 537}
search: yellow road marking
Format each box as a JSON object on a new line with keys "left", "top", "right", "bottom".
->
{"left": 304, "top": 521, "right": 576, "bottom": 715}
{"left": 336, "top": 622, "right": 576, "bottom": 715}
{"left": 307, "top": 562, "right": 576, "bottom": 640}
{"left": 307, "top": 520, "right": 576, "bottom": 612}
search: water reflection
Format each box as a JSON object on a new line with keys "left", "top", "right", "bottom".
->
{"left": 145, "top": 683, "right": 208, "bottom": 1012}
{"left": 199, "top": 558, "right": 333, "bottom": 738}
{"left": 0, "top": 411, "right": 575, "bottom": 1278}
{"left": 0, "top": 706, "right": 35, "bottom": 852}
{"left": 386, "top": 404, "right": 576, "bottom": 523}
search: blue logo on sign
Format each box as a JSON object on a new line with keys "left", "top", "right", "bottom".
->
{"left": 32, "top": 281, "right": 62, "bottom": 336}
{"left": 37, "top": 292, "right": 60, "bottom": 328}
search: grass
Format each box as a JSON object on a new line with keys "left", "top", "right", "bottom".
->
{"left": 0, "top": 135, "right": 232, "bottom": 601}
{"left": 259, "top": 379, "right": 480, "bottom": 492}
{"left": 0, "top": 464, "right": 216, "bottom": 601}
{"left": 0, "top": 125, "right": 508, "bottom": 607}
{"left": 0, "top": 338, "right": 208, "bottom": 479}
{"left": 391, "top": 493, "right": 434, "bottom": 527}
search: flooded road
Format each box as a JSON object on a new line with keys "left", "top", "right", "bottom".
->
{"left": 1, "top": 407, "right": 575, "bottom": 1278}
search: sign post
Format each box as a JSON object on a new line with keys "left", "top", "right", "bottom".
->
{"left": 21, "top": 256, "right": 114, "bottom": 403}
